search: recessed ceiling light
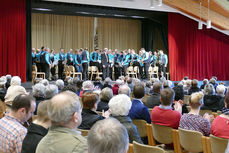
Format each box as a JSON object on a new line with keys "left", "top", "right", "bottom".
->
{"left": 131, "top": 16, "right": 145, "bottom": 18}
{"left": 113, "top": 14, "right": 126, "bottom": 17}
{"left": 32, "top": 8, "right": 52, "bottom": 11}
{"left": 76, "top": 12, "right": 91, "bottom": 15}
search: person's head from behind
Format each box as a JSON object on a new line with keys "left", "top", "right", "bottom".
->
{"left": 62, "top": 84, "right": 77, "bottom": 93}
{"left": 100, "top": 87, "right": 113, "bottom": 103}
{"left": 104, "top": 77, "right": 111, "bottom": 85}
{"left": 203, "top": 79, "right": 208, "bottom": 85}
{"left": 82, "top": 81, "right": 94, "bottom": 91}
{"left": 191, "top": 79, "right": 198, "bottom": 88}
{"left": 36, "top": 100, "right": 51, "bottom": 128}
{"left": 118, "top": 85, "right": 131, "bottom": 96}
{"left": 204, "top": 84, "right": 215, "bottom": 95}
{"left": 40, "top": 79, "right": 49, "bottom": 86}
{"left": 56, "top": 79, "right": 64, "bottom": 90}
{"left": 189, "top": 92, "right": 204, "bottom": 109}
{"left": 11, "top": 94, "right": 36, "bottom": 123}
{"left": 10, "top": 76, "right": 21, "bottom": 86}
{"left": 82, "top": 92, "right": 99, "bottom": 111}
{"left": 153, "top": 82, "right": 162, "bottom": 94}
{"left": 216, "top": 85, "right": 226, "bottom": 96}
{"left": 133, "top": 83, "right": 145, "bottom": 99}
{"left": 88, "top": 118, "right": 129, "bottom": 153}
{"left": 45, "top": 84, "right": 58, "bottom": 99}
{"left": 108, "top": 94, "right": 132, "bottom": 116}
{"left": 160, "top": 88, "right": 175, "bottom": 106}
{"left": 48, "top": 91, "right": 82, "bottom": 128}
{"left": 32, "top": 83, "right": 45, "bottom": 98}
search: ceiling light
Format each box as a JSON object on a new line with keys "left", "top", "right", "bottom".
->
{"left": 113, "top": 14, "right": 126, "bottom": 17}
{"left": 198, "top": 2, "right": 203, "bottom": 30}
{"left": 76, "top": 12, "right": 91, "bottom": 15}
{"left": 32, "top": 8, "right": 52, "bottom": 11}
{"left": 131, "top": 16, "right": 145, "bottom": 19}
{"left": 206, "top": 0, "right": 211, "bottom": 29}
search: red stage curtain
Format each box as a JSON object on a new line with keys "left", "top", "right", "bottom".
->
{"left": 0, "top": 0, "right": 26, "bottom": 82}
{"left": 168, "top": 13, "right": 229, "bottom": 81}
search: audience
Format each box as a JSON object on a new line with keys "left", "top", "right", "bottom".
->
{"left": 40, "top": 79, "right": 49, "bottom": 86}
{"left": 127, "top": 77, "right": 134, "bottom": 92}
{"left": 5, "top": 74, "right": 12, "bottom": 89}
{"left": 0, "top": 77, "right": 7, "bottom": 101}
{"left": 145, "top": 81, "right": 152, "bottom": 95}
{"left": 108, "top": 94, "right": 142, "bottom": 143}
{"left": 4, "top": 76, "right": 27, "bottom": 105}
{"left": 112, "top": 79, "right": 123, "bottom": 95}
{"left": 94, "top": 77, "right": 103, "bottom": 90}
{"left": 200, "top": 79, "right": 208, "bottom": 90}
{"left": 32, "top": 83, "right": 46, "bottom": 114}
{"left": 179, "top": 92, "right": 212, "bottom": 136}
{"left": 211, "top": 91, "right": 229, "bottom": 139}
{"left": 78, "top": 92, "right": 104, "bottom": 130}
{"left": 55, "top": 79, "right": 64, "bottom": 92}
{"left": 21, "top": 100, "right": 51, "bottom": 153}
{"left": 102, "top": 77, "right": 112, "bottom": 89}
{"left": 36, "top": 91, "right": 87, "bottom": 153}
{"left": 87, "top": 118, "right": 129, "bottom": 153}
{"left": 45, "top": 84, "right": 58, "bottom": 99}
{"left": 118, "top": 84, "right": 131, "bottom": 96}
{"left": 129, "top": 83, "right": 151, "bottom": 123}
{"left": 146, "top": 82, "right": 162, "bottom": 108}
{"left": 80, "top": 80, "right": 94, "bottom": 97}
{"left": 188, "top": 79, "right": 201, "bottom": 95}
{"left": 97, "top": 87, "right": 113, "bottom": 112}
{"left": 62, "top": 84, "right": 77, "bottom": 93}
{"left": 0, "top": 94, "right": 36, "bottom": 153}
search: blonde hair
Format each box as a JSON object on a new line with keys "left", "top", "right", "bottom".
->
{"left": 189, "top": 92, "right": 204, "bottom": 108}
{"left": 37, "top": 100, "right": 50, "bottom": 122}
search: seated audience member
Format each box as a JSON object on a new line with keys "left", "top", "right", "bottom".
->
{"left": 200, "top": 79, "right": 208, "bottom": 90}
{"left": 0, "top": 94, "right": 36, "bottom": 153}
{"left": 146, "top": 82, "right": 162, "bottom": 108}
{"left": 4, "top": 76, "right": 27, "bottom": 105}
{"left": 36, "top": 91, "right": 87, "bottom": 153}
{"left": 179, "top": 92, "right": 212, "bottom": 136}
{"left": 78, "top": 92, "right": 104, "bottom": 130}
{"left": 94, "top": 77, "right": 103, "bottom": 90}
{"left": 21, "top": 100, "right": 51, "bottom": 153}
{"left": 97, "top": 87, "right": 113, "bottom": 112}
{"left": 129, "top": 83, "right": 151, "bottom": 123}
{"left": 145, "top": 81, "right": 152, "bottom": 95}
{"left": 88, "top": 118, "right": 129, "bottom": 153}
{"left": 209, "top": 78, "right": 218, "bottom": 90}
{"left": 202, "top": 84, "right": 224, "bottom": 112}
{"left": 188, "top": 79, "right": 201, "bottom": 95}
{"left": 40, "top": 79, "right": 49, "bottom": 86}
{"left": 102, "top": 77, "right": 112, "bottom": 89}
{"left": 151, "top": 88, "right": 182, "bottom": 129}
{"left": 127, "top": 77, "right": 134, "bottom": 92}
{"left": 0, "top": 77, "right": 7, "bottom": 101}
{"left": 211, "top": 91, "right": 229, "bottom": 139}
{"left": 80, "top": 80, "right": 94, "bottom": 97}
{"left": 76, "top": 80, "right": 83, "bottom": 96}
{"left": 183, "top": 79, "right": 191, "bottom": 95}
{"left": 108, "top": 94, "right": 142, "bottom": 143}
{"left": 32, "top": 83, "right": 46, "bottom": 114}
{"left": 45, "top": 84, "right": 58, "bottom": 99}
{"left": 5, "top": 74, "right": 12, "bottom": 89}
{"left": 118, "top": 84, "right": 131, "bottom": 96}
{"left": 55, "top": 79, "right": 64, "bottom": 92}
{"left": 33, "top": 78, "right": 43, "bottom": 85}
{"left": 216, "top": 84, "right": 226, "bottom": 98}
{"left": 163, "top": 80, "right": 172, "bottom": 89}
{"left": 112, "top": 79, "right": 124, "bottom": 95}
{"left": 62, "top": 84, "right": 77, "bottom": 93}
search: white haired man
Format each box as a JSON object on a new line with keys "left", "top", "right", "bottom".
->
{"left": 118, "top": 84, "right": 131, "bottom": 97}
{"left": 45, "top": 84, "right": 58, "bottom": 99}
{"left": 88, "top": 118, "right": 129, "bottom": 153}
{"left": 36, "top": 91, "right": 87, "bottom": 153}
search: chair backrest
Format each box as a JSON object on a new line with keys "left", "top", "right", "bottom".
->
{"left": 91, "top": 66, "right": 98, "bottom": 72}
{"left": 132, "top": 119, "right": 147, "bottom": 137}
{"left": 68, "top": 66, "right": 75, "bottom": 73}
{"left": 151, "top": 123, "right": 173, "bottom": 144}
{"left": 32, "top": 65, "right": 37, "bottom": 72}
{"left": 128, "top": 66, "right": 134, "bottom": 72}
{"left": 133, "top": 66, "right": 139, "bottom": 73}
{"left": 153, "top": 66, "right": 158, "bottom": 72}
{"left": 148, "top": 66, "right": 153, "bottom": 73}
{"left": 210, "top": 135, "right": 228, "bottom": 153}
{"left": 78, "top": 129, "right": 89, "bottom": 136}
{"left": 142, "top": 95, "right": 150, "bottom": 104}
{"left": 183, "top": 95, "right": 190, "bottom": 105}
{"left": 199, "top": 109, "right": 213, "bottom": 116}
{"left": 133, "top": 141, "right": 165, "bottom": 153}
{"left": 178, "top": 127, "right": 204, "bottom": 152}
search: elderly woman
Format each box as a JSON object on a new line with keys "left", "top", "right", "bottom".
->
{"left": 4, "top": 76, "right": 27, "bottom": 105}
{"left": 32, "top": 83, "right": 46, "bottom": 114}
{"left": 45, "top": 84, "right": 58, "bottom": 100}
{"left": 112, "top": 79, "right": 124, "bottom": 95}
{"left": 201, "top": 84, "right": 224, "bottom": 112}
{"left": 211, "top": 91, "right": 229, "bottom": 139}
{"left": 179, "top": 92, "right": 212, "bottom": 136}
{"left": 78, "top": 92, "right": 104, "bottom": 130}
{"left": 55, "top": 79, "right": 64, "bottom": 92}
{"left": 102, "top": 77, "right": 112, "bottom": 90}
{"left": 188, "top": 79, "right": 201, "bottom": 95}
{"left": 108, "top": 94, "right": 142, "bottom": 144}
{"left": 79, "top": 81, "right": 94, "bottom": 97}
{"left": 40, "top": 79, "right": 49, "bottom": 86}
{"left": 97, "top": 87, "right": 113, "bottom": 112}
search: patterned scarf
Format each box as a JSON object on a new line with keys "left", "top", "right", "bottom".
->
{"left": 222, "top": 107, "right": 229, "bottom": 115}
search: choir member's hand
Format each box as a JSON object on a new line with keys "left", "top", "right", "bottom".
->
{"left": 49, "top": 64, "right": 51, "bottom": 68}
{"left": 103, "top": 65, "right": 105, "bottom": 68}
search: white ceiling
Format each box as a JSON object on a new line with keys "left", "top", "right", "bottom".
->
{"left": 44, "top": 0, "right": 229, "bottom": 35}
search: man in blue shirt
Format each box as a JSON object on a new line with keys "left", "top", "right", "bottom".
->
{"left": 81, "top": 48, "right": 90, "bottom": 80}
{"left": 32, "top": 48, "right": 36, "bottom": 65}
{"left": 90, "top": 48, "right": 100, "bottom": 72}
{"left": 122, "top": 49, "right": 131, "bottom": 77}
{"left": 35, "top": 49, "right": 42, "bottom": 72}
{"left": 56, "top": 48, "right": 65, "bottom": 80}
{"left": 40, "top": 47, "right": 51, "bottom": 80}
{"left": 114, "top": 49, "right": 121, "bottom": 80}
{"left": 50, "top": 49, "right": 57, "bottom": 80}
{"left": 158, "top": 50, "right": 168, "bottom": 78}
{"left": 108, "top": 50, "right": 114, "bottom": 80}
{"left": 73, "top": 49, "right": 82, "bottom": 73}
{"left": 141, "top": 48, "right": 151, "bottom": 80}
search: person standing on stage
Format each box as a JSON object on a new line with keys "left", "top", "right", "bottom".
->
{"left": 81, "top": 48, "right": 90, "bottom": 80}
{"left": 36, "top": 48, "right": 42, "bottom": 72}
{"left": 141, "top": 48, "right": 150, "bottom": 80}
{"left": 122, "top": 49, "right": 131, "bottom": 77}
{"left": 108, "top": 49, "right": 114, "bottom": 79}
{"left": 114, "top": 50, "right": 121, "bottom": 80}
{"left": 56, "top": 48, "right": 65, "bottom": 80}
{"left": 132, "top": 49, "right": 143, "bottom": 79}
{"left": 32, "top": 48, "right": 36, "bottom": 65}
{"left": 151, "top": 51, "right": 158, "bottom": 67}
{"left": 65, "top": 49, "right": 74, "bottom": 66}
{"left": 159, "top": 50, "right": 168, "bottom": 77}
{"left": 90, "top": 48, "right": 100, "bottom": 71}
{"left": 101, "top": 48, "right": 109, "bottom": 80}
{"left": 40, "top": 48, "right": 51, "bottom": 80}
{"left": 50, "top": 49, "right": 57, "bottom": 80}
{"left": 73, "top": 49, "right": 82, "bottom": 72}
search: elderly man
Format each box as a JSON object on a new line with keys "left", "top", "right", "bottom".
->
{"left": 55, "top": 79, "right": 64, "bottom": 92}
{"left": 118, "top": 84, "right": 131, "bottom": 97}
{"left": 146, "top": 82, "right": 162, "bottom": 108}
{"left": 0, "top": 94, "right": 36, "bottom": 153}
{"left": 88, "top": 118, "right": 129, "bottom": 153}
{"left": 36, "top": 91, "right": 87, "bottom": 153}
{"left": 32, "top": 83, "right": 46, "bottom": 114}
{"left": 45, "top": 84, "right": 58, "bottom": 99}
{"left": 80, "top": 80, "right": 94, "bottom": 97}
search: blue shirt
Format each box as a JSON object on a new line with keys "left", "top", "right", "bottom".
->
{"left": 90, "top": 51, "right": 98, "bottom": 62}
{"left": 35, "top": 52, "right": 41, "bottom": 62}
{"left": 159, "top": 54, "right": 168, "bottom": 65}
{"left": 81, "top": 50, "right": 89, "bottom": 64}
{"left": 65, "top": 53, "right": 73, "bottom": 60}
{"left": 74, "top": 54, "right": 81, "bottom": 65}
{"left": 123, "top": 54, "right": 131, "bottom": 66}
{"left": 57, "top": 53, "right": 65, "bottom": 61}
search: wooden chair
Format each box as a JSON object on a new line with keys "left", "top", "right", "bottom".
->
{"left": 68, "top": 66, "right": 82, "bottom": 80}
{"left": 149, "top": 66, "right": 159, "bottom": 79}
{"left": 0, "top": 100, "right": 6, "bottom": 119}
{"left": 90, "top": 66, "right": 102, "bottom": 80}
{"left": 127, "top": 143, "right": 133, "bottom": 153}
{"left": 32, "top": 115, "right": 38, "bottom": 121}
{"left": 78, "top": 129, "right": 89, "bottom": 136}
{"left": 64, "top": 65, "right": 70, "bottom": 80}
{"left": 132, "top": 119, "right": 147, "bottom": 138}
{"left": 178, "top": 128, "right": 208, "bottom": 153}
{"left": 32, "top": 65, "right": 45, "bottom": 81}
{"left": 133, "top": 66, "right": 139, "bottom": 78}
{"left": 127, "top": 66, "right": 137, "bottom": 78}
{"left": 166, "top": 72, "right": 170, "bottom": 80}
{"left": 207, "top": 135, "right": 229, "bottom": 153}
{"left": 133, "top": 141, "right": 166, "bottom": 153}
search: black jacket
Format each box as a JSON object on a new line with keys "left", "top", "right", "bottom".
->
{"left": 201, "top": 95, "right": 224, "bottom": 112}
{"left": 78, "top": 109, "right": 104, "bottom": 130}
{"left": 145, "top": 93, "right": 161, "bottom": 108}
{"left": 0, "top": 88, "right": 6, "bottom": 101}
{"left": 188, "top": 87, "right": 201, "bottom": 95}
{"left": 101, "top": 53, "right": 109, "bottom": 67}
{"left": 34, "top": 97, "right": 46, "bottom": 115}
{"left": 21, "top": 123, "right": 48, "bottom": 153}
{"left": 112, "top": 116, "right": 142, "bottom": 144}
{"left": 97, "top": 100, "right": 109, "bottom": 112}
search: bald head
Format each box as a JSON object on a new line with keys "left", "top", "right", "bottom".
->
{"left": 118, "top": 85, "right": 131, "bottom": 96}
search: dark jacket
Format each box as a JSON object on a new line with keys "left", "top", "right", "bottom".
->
{"left": 101, "top": 53, "right": 109, "bottom": 67}
{"left": 188, "top": 87, "right": 201, "bottom": 95}
{"left": 21, "top": 123, "right": 48, "bottom": 153}
{"left": 201, "top": 95, "right": 224, "bottom": 112}
{"left": 145, "top": 92, "right": 161, "bottom": 109}
{"left": 94, "top": 81, "right": 103, "bottom": 90}
{"left": 102, "top": 84, "right": 112, "bottom": 90}
{"left": 78, "top": 109, "right": 104, "bottom": 130}
{"left": 0, "top": 88, "right": 6, "bottom": 101}
{"left": 112, "top": 116, "right": 142, "bottom": 144}
{"left": 34, "top": 97, "right": 46, "bottom": 115}
{"left": 97, "top": 100, "right": 109, "bottom": 112}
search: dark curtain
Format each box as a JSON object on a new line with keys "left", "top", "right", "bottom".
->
{"left": 0, "top": 0, "right": 26, "bottom": 82}
{"left": 141, "top": 19, "right": 168, "bottom": 52}
{"left": 168, "top": 13, "right": 229, "bottom": 81}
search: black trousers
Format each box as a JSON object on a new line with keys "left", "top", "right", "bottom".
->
{"left": 114, "top": 65, "right": 122, "bottom": 80}
{"left": 143, "top": 63, "right": 150, "bottom": 80}
{"left": 123, "top": 65, "right": 128, "bottom": 76}
{"left": 51, "top": 65, "right": 56, "bottom": 80}
{"left": 109, "top": 66, "right": 113, "bottom": 80}
{"left": 82, "top": 62, "right": 88, "bottom": 80}
{"left": 42, "top": 63, "right": 50, "bottom": 80}
{"left": 159, "top": 64, "right": 166, "bottom": 77}
{"left": 133, "top": 62, "right": 143, "bottom": 79}
{"left": 102, "top": 66, "right": 109, "bottom": 80}
{"left": 36, "top": 63, "right": 42, "bottom": 72}
{"left": 58, "top": 61, "right": 64, "bottom": 79}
